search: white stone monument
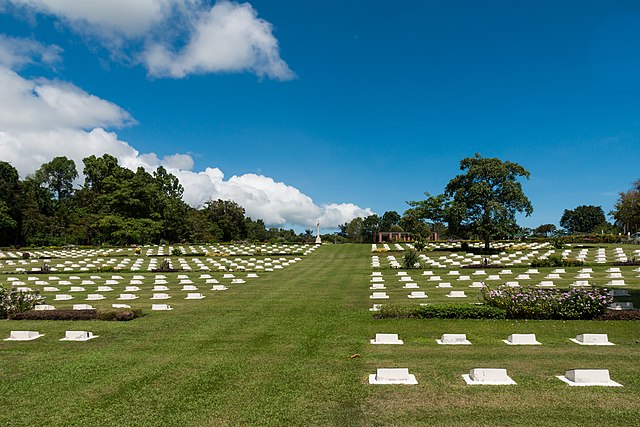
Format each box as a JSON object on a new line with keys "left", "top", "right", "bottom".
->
{"left": 369, "top": 368, "right": 418, "bottom": 385}
{"left": 463, "top": 368, "right": 516, "bottom": 385}
{"left": 315, "top": 221, "right": 322, "bottom": 244}
{"left": 557, "top": 369, "right": 622, "bottom": 387}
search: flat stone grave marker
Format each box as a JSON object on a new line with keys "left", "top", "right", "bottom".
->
{"left": 370, "top": 292, "right": 389, "bottom": 299}
{"left": 570, "top": 334, "right": 614, "bottom": 346}
{"left": 185, "top": 292, "right": 205, "bottom": 300}
{"left": 370, "top": 333, "right": 404, "bottom": 345}
{"left": 503, "top": 334, "right": 541, "bottom": 345}
{"left": 437, "top": 334, "right": 471, "bottom": 345}
{"left": 4, "top": 331, "right": 45, "bottom": 341}
{"left": 152, "top": 304, "right": 173, "bottom": 311}
{"left": 463, "top": 368, "right": 516, "bottom": 385}
{"left": 369, "top": 368, "right": 418, "bottom": 385}
{"left": 407, "top": 291, "right": 428, "bottom": 299}
{"left": 60, "top": 331, "right": 98, "bottom": 341}
{"left": 557, "top": 369, "right": 622, "bottom": 387}
{"left": 447, "top": 291, "right": 466, "bottom": 298}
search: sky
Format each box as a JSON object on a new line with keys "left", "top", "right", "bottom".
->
{"left": 0, "top": 1, "right": 639, "bottom": 232}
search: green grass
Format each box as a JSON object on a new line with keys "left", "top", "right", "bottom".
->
{"left": 1, "top": 244, "right": 639, "bottom": 426}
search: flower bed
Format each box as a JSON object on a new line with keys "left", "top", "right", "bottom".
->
{"left": 481, "top": 285, "right": 612, "bottom": 320}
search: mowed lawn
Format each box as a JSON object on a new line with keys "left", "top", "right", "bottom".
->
{"left": 1, "top": 244, "right": 639, "bottom": 426}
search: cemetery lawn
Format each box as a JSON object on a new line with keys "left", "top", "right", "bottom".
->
{"left": 0, "top": 244, "right": 639, "bottom": 426}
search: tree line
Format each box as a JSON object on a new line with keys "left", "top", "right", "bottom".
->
{"left": 338, "top": 154, "right": 640, "bottom": 245}
{"left": 0, "top": 155, "right": 306, "bottom": 247}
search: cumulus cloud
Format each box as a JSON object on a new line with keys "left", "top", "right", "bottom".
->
{"left": 0, "top": 44, "right": 368, "bottom": 228}
{"left": 0, "top": 34, "right": 62, "bottom": 69}
{"left": 143, "top": 1, "right": 294, "bottom": 79}
{"left": 5, "top": 0, "right": 187, "bottom": 37}
{"left": 4, "top": 0, "right": 294, "bottom": 80}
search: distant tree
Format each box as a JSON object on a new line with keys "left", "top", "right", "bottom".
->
{"left": 534, "top": 224, "right": 557, "bottom": 237}
{"left": 406, "top": 192, "right": 449, "bottom": 238}
{"left": 345, "top": 217, "right": 364, "bottom": 242}
{"left": 362, "top": 214, "right": 381, "bottom": 243}
{"left": 611, "top": 180, "right": 640, "bottom": 234}
{"left": 398, "top": 209, "right": 431, "bottom": 239}
{"left": 34, "top": 156, "right": 77, "bottom": 201}
{"left": 203, "top": 199, "right": 247, "bottom": 241}
{"left": 380, "top": 211, "right": 401, "bottom": 231}
{"left": 432, "top": 154, "right": 533, "bottom": 249}
{"left": 560, "top": 205, "right": 606, "bottom": 234}
{"left": 0, "top": 162, "right": 20, "bottom": 245}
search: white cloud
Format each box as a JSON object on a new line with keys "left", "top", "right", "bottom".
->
{"left": 0, "top": 67, "right": 135, "bottom": 132}
{"left": 5, "top": 0, "right": 294, "bottom": 80}
{"left": 0, "top": 57, "right": 367, "bottom": 228}
{"left": 5, "top": 0, "right": 188, "bottom": 37}
{"left": 143, "top": 1, "right": 294, "bottom": 80}
{"left": 0, "top": 34, "right": 62, "bottom": 69}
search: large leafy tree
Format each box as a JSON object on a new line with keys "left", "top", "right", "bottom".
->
{"left": 440, "top": 154, "right": 533, "bottom": 249}
{"left": 33, "top": 156, "right": 77, "bottom": 201}
{"left": 203, "top": 199, "right": 247, "bottom": 242}
{"left": 380, "top": 211, "right": 401, "bottom": 231}
{"left": 406, "top": 192, "right": 449, "bottom": 238}
{"left": 0, "top": 162, "right": 20, "bottom": 245}
{"left": 560, "top": 205, "right": 606, "bottom": 234}
{"left": 611, "top": 180, "right": 640, "bottom": 234}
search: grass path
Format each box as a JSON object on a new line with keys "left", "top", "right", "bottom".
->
{"left": 1, "top": 244, "right": 640, "bottom": 426}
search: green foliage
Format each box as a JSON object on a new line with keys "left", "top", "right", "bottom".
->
{"left": 412, "top": 240, "right": 426, "bottom": 251}
{"left": 402, "top": 249, "right": 420, "bottom": 268}
{"left": 560, "top": 205, "right": 607, "bottom": 234}
{"left": 0, "top": 287, "right": 45, "bottom": 319}
{"left": 171, "top": 248, "right": 183, "bottom": 256}
{"left": 380, "top": 211, "right": 401, "bottom": 231}
{"left": 376, "top": 303, "right": 506, "bottom": 319}
{"left": 481, "top": 285, "right": 611, "bottom": 320}
{"left": 611, "top": 180, "right": 640, "bottom": 234}
{"left": 530, "top": 254, "right": 583, "bottom": 267}
{"left": 445, "top": 154, "right": 533, "bottom": 249}
{"left": 9, "top": 308, "right": 142, "bottom": 321}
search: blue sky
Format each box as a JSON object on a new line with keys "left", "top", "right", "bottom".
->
{"left": 0, "top": 1, "right": 639, "bottom": 230}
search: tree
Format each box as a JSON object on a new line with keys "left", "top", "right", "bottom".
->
{"left": 534, "top": 224, "right": 557, "bottom": 237}
{"left": 0, "top": 162, "right": 20, "bottom": 245}
{"left": 611, "top": 180, "right": 640, "bottom": 234}
{"left": 399, "top": 208, "right": 431, "bottom": 239}
{"left": 203, "top": 199, "right": 247, "bottom": 241}
{"left": 34, "top": 156, "right": 77, "bottom": 201}
{"left": 406, "top": 192, "right": 449, "bottom": 238}
{"left": 380, "top": 211, "right": 401, "bottom": 231}
{"left": 426, "top": 154, "right": 533, "bottom": 249}
{"left": 560, "top": 205, "right": 606, "bottom": 234}
{"left": 362, "top": 214, "right": 381, "bottom": 243}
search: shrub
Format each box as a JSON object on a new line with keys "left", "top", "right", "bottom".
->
{"left": 402, "top": 249, "right": 420, "bottom": 269}
{"left": 374, "top": 304, "right": 506, "bottom": 319}
{"left": 597, "top": 309, "right": 640, "bottom": 320}
{"left": 530, "top": 255, "right": 583, "bottom": 268}
{"left": 0, "top": 287, "right": 45, "bottom": 319}
{"left": 413, "top": 241, "right": 426, "bottom": 251}
{"left": 413, "top": 304, "right": 506, "bottom": 319}
{"left": 96, "top": 309, "right": 143, "bottom": 321}
{"left": 9, "top": 308, "right": 143, "bottom": 321}
{"left": 171, "top": 248, "right": 183, "bottom": 256}
{"left": 481, "top": 285, "right": 611, "bottom": 320}
{"left": 10, "top": 309, "right": 97, "bottom": 321}
{"left": 21, "top": 252, "right": 30, "bottom": 259}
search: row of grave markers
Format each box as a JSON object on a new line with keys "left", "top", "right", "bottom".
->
{"left": 369, "top": 367, "right": 622, "bottom": 387}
